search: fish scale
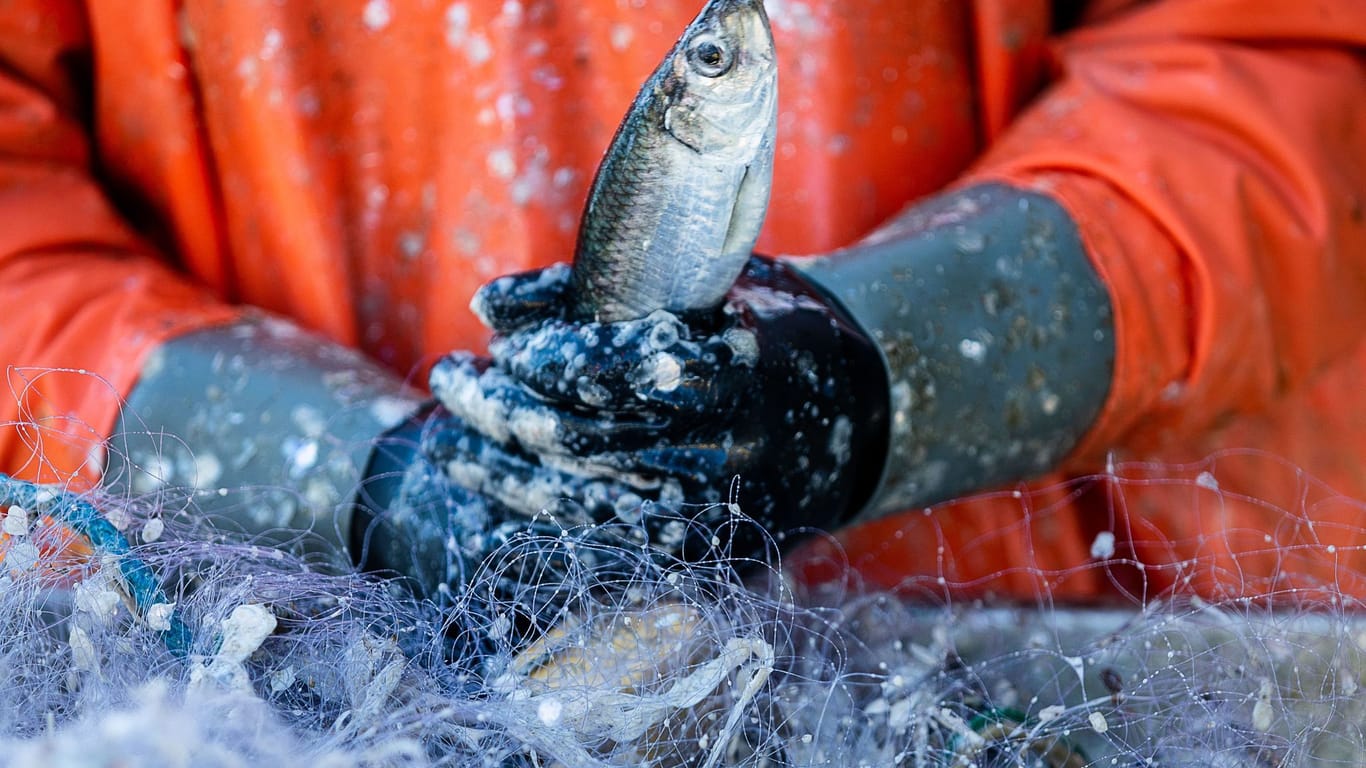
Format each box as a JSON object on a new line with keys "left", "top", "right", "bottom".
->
{"left": 571, "top": 0, "right": 778, "bottom": 323}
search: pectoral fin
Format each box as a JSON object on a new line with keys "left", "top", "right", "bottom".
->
{"left": 721, "top": 150, "right": 774, "bottom": 257}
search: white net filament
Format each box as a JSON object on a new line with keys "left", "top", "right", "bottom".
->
{"left": 0, "top": 398, "right": 1363, "bottom": 767}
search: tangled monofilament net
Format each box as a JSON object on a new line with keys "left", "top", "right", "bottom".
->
{"left": 1, "top": 392, "right": 1364, "bottom": 766}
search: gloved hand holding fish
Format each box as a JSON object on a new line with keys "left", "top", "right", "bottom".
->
{"left": 426, "top": 0, "right": 883, "bottom": 556}
{"left": 427, "top": 0, "right": 1114, "bottom": 559}
{"left": 430, "top": 255, "right": 888, "bottom": 558}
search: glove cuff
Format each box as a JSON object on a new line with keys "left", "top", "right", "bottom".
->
{"left": 753, "top": 256, "right": 892, "bottom": 525}
{"left": 792, "top": 183, "right": 1115, "bottom": 518}
{"left": 104, "top": 314, "right": 425, "bottom": 564}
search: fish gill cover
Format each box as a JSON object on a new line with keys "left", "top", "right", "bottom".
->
{"left": 0, "top": 371, "right": 1364, "bottom": 767}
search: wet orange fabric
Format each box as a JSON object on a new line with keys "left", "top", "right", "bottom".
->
{"left": 0, "top": 1, "right": 1363, "bottom": 600}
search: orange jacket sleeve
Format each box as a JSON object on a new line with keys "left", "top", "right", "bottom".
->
{"left": 0, "top": 4, "right": 238, "bottom": 483}
{"left": 971, "top": 0, "right": 1366, "bottom": 465}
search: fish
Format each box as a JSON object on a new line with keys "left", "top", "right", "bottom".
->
{"left": 570, "top": 0, "right": 778, "bottom": 323}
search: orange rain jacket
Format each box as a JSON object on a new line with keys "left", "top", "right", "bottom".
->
{"left": 1, "top": 1, "right": 1364, "bottom": 602}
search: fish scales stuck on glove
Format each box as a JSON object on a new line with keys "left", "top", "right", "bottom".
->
{"left": 571, "top": 0, "right": 778, "bottom": 323}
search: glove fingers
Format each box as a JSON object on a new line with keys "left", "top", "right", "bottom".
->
{"left": 625, "top": 445, "right": 729, "bottom": 488}
{"left": 490, "top": 316, "right": 752, "bottom": 416}
{"left": 429, "top": 353, "right": 671, "bottom": 457}
{"left": 489, "top": 320, "right": 636, "bottom": 404}
{"left": 470, "top": 263, "right": 573, "bottom": 334}
{"left": 420, "top": 400, "right": 747, "bottom": 558}
{"left": 618, "top": 338, "right": 752, "bottom": 416}
{"left": 543, "top": 443, "right": 728, "bottom": 499}
{"left": 424, "top": 364, "right": 731, "bottom": 501}
{"left": 422, "top": 413, "right": 653, "bottom": 522}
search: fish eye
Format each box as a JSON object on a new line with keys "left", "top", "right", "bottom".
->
{"left": 687, "top": 34, "right": 733, "bottom": 78}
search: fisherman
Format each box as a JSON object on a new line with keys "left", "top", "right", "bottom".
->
{"left": 0, "top": 1, "right": 1363, "bottom": 604}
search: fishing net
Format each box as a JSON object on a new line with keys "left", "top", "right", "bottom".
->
{"left": 1, "top": 375, "right": 1364, "bottom": 767}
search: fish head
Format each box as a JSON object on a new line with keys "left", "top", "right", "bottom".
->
{"left": 658, "top": 0, "right": 778, "bottom": 159}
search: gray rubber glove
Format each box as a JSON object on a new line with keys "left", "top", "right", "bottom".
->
{"left": 797, "top": 183, "right": 1116, "bottom": 517}
{"left": 103, "top": 315, "right": 428, "bottom": 563}
{"left": 101, "top": 315, "right": 650, "bottom": 623}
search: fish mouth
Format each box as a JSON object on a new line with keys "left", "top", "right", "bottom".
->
{"left": 707, "top": 0, "right": 772, "bottom": 27}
